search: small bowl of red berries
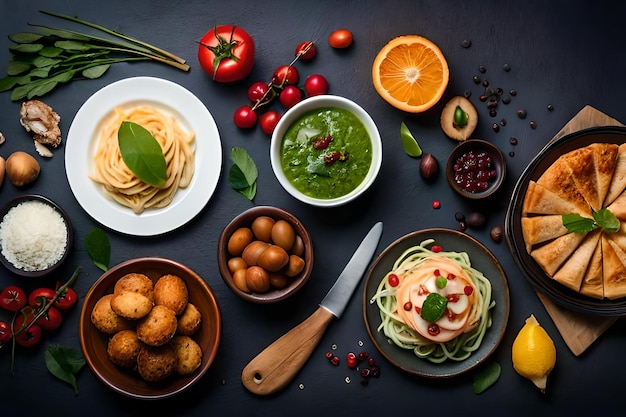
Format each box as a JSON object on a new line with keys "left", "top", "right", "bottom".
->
{"left": 446, "top": 139, "right": 506, "bottom": 200}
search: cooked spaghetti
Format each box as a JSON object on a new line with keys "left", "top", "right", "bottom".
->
{"left": 370, "top": 239, "right": 494, "bottom": 363}
{"left": 90, "top": 105, "right": 195, "bottom": 214}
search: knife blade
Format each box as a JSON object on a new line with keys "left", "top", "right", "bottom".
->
{"left": 241, "top": 222, "right": 383, "bottom": 395}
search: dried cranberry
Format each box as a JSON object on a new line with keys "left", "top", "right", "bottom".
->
{"left": 387, "top": 274, "right": 399, "bottom": 287}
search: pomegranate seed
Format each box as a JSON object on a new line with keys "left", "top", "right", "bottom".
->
{"left": 330, "top": 356, "right": 340, "bottom": 366}
{"left": 346, "top": 352, "right": 357, "bottom": 369}
{"left": 403, "top": 301, "right": 412, "bottom": 311}
{"left": 447, "top": 294, "right": 460, "bottom": 302}
{"left": 464, "top": 286, "right": 474, "bottom": 296}
{"left": 427, "top": 323, "right": 440, "bottom": 336}
{"left": 414, "top": 305, "right": 421, "bottom": 314}
{"left": 357, "top": 351, "right": 369, "bottom": 362}
{"left": 431, "top": 245, "right": 443, "bottom": 253}
{"left": 368, "top": 357, "right": 376, "bottom": 366}
{"left": 433, "top": 269, "right": 441, "bottom": 277}
{"left": 325, "top": 351, "right": 333, "bottom": 360}
{"left": 387, "top": 273, "right": 399, "bottom": 287}
{"left": 447, "top": 273, "right": 456, "bottom": 280}
{"left": 360, "top": 368, "right": 371, "bottom": 378}
{"left": 432, "top": 199, "right": 441, "bottom": 209}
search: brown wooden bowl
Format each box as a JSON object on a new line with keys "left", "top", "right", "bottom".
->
{"left": 79, "top": 257, "right": 221, "bottom": 400}
{"left": 217, "top": 206, "right": 313, "bottom": 303}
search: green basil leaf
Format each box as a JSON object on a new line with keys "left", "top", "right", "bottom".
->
{"left": 39, "top": 46, "right": 64, "bottom": 57}
{"left": 10, "top": 43, "right": 44, "bottom": 53}
{"left": 33, "top": 55, "right": 62, "bottom": 68}
{"left": 0, "top": 76, "right": 19, "bottom": 92}
{"left": 45, "top": 344, "right": 86, "bottom": 396}
{"left": 7, "top": 60, "right": 31, "bottom": 76}
{"left": 239, "top": 182, "right": 257, "bottom": 200}
{"left": 400, "top": 122, "right": 423, "bottom": 157}
{"left": 562, "top": 213, "right": 598, "bottom": 233}
{"left": 420, "top": 293, "right": 448, "bottom": 323}
{"left": 118, "top": 121, "right": 167, "bottom": 187}
{"left": 82, "top": 64, "right": 110, "bottom": 79}
{"left": 54, "top": 40, "right": 91, "bottom": 51}
{"left": 26, "top": 80, "right": 58, "bottom": 99}
{"left": 593, "top": 208, "right": 620, "bottom": 233}
{"left": 85, "top": 227, "right": 110, "bottom": 272}
{"left": 228, "top": 164, "right": 251, "bottom": 190}
{"left": 229, "top": 147, "right": 258, "bottom": 200}
{"left": 473, "top": 361, "right": 501, "bottom": 394}
{"left": 9, "top": 32, "right": 45, "bottom": 44}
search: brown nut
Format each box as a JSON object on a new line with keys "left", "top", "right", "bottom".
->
{"left": 246, "top": 266, "right": 271, "bottom": 293}
{"left": 284, "top": 255, "right": 305, "bottom": 277}
{"left": 241, "top": 240, "right": 270, "bottom": 266}
{"left": 466, "top": 212, "right": 487, "bottom": 229}
{"left": 227, "top": 227, "right": 254, "bottom": 256}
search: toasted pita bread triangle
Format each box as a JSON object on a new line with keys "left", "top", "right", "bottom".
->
{"left": 522, "top": 181, "right": 590, "bottom": 216}
{"left": 607, "top": 189, "right": 626, "bottom": 221}
{"left": 608, "top": 222, "right": 626, "bottom": 252}
{"left": 530, "top": 232, "right": 587, "bottom": 276}
{"left": 521, "top": 215, "right": 568, "bottom": 251}
{"left": 592, "top": 143, "right": 619, "bottom": 208}
{"left": 579, "top": 237, "right": 604, "bottom": 299}
{"left": 561, "top": 145, "right": 602, "bottom": 211}
{"left": 552, "top": 230, "right": 600, "bottom": 292}
{"left": 537, "top": 159, "right": 591, "bottom": 216}
{"left": 602, "top": 237, "right": 626, "bottom": 300}
{"left": 604, "top": 143, "right": 626, "bottom": 206}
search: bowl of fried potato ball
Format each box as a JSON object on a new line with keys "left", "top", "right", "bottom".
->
{"left": 218, "top": 206, "right": 314, "bottom": 303}
{"left": 79, "top": 257, "right": 221, "bottom": 400}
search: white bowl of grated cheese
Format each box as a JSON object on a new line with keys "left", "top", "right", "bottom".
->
{"left": 0, "top": 195, "right": 73, "bottom": 277}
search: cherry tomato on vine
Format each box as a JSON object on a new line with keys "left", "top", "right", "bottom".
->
{"left": 36, "top": 306, "right": 62, "bottom": 332}
{"left": 198, "top": 25, "right": 255, "bottom": 83}
{"left": 279, "top": 86, "right": 303, "bottom": 109}
{"left": 0, "top": 285, "right": 26, "bottom": 312}
{"left": 328, "top": 29, "right": 353, "bottom": 49}
{"left": 54, "top": 283, "right": 78, "bottom": 310}
{"left": 15, "top": 323, "right": 41, "bottom": 348}
{"left": 247, "top": 81, "right": 270, "bottom": 102}
{"left": 304, "top": 74, "right": 329, "bottom": 96}
{"left": 259, "top": 111, "right": 282, "bottom": 135}
{"left": 233, "top": 105, "right": 258, "bottom": 129}
{"left": 28, "top": 287, "right": 56, "bottom": 308}
{"left": 0, "top": 321, "right": 11, "bottom": 344}
{"left": 272, "top": 65, "right": 300, "bottom": 87}
{"left": 295, "top": 41, "right": 316, "bottom": 60}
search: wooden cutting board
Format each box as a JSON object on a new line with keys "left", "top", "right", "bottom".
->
{"left": 536, "top": 105, "right": 621, "bottom": 356}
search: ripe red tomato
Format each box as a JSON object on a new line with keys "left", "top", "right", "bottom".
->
{"left": 15, "top": 323, "right": 41, "bottom": 348}
{"left": 259, "top": 111, "right": 282, "bottom": 135}
{"left": 295, "top": 41, "right": 316, "bottom": 60}
{"left": 54, "top": 283, "right": 78, "bottom": 310}
{"left": 36, "top": 306, "right": 62, "bottom": 332}
{"left": 304, "top": 74, "right": 329, "bottom": 96}
{"left": 272, "top": 65, "right": 300, "bottom": 87}
{"left": 279, "top": 86, "right": 303, "bottom": 109}
{"left": 0, "top": 285, "right": 26, "bottom": 312}
{"left": 198, "top": 25, "right": 255, "bottom": 82}
{"left": 233, "top": 105, "right": 258, "bottom": 129}
{"left": 328, "top": 29, "right": 353, "bottom": 49}
{"left": 0, "top": 321, "right": 11, "bottom": 345}
{"left": 247, "top": 81, "right": 270, "bottom": 102}
{"left": 28, "top": 287, "right": 56, "bottom": 308}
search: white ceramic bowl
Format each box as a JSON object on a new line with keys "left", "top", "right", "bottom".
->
{"left": 270, "top": 95, "right": 382, "bottom": 207}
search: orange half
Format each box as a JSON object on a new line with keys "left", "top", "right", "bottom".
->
{"left": 372, "top": 35, "right": 449, "bottom": 113}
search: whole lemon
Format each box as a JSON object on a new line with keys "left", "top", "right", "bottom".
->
{"left": 511, "top": 314, "right": 556, "bottom": 393}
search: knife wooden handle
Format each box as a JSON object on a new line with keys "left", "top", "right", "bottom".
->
{"left": 241, "top": 306, "right": 335, "bottom": 395}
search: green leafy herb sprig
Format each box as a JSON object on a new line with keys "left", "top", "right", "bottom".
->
{"left": 45, "top": 344, "right": 85, "bottom": 395}
{"left": 562, "top": 208, "right": 620, "bottom": 234}
{"left": 0, "top": 10, "right": 189, "bottom": 101}
{"left": 229, "top": 147, "right": 258, "bottom": 200}
{"left": 85, "top": 227, "right": 111, "bottom": 272}
{"left": 473, "top": 361, "right": 501, "bottom": 394}
{"left": 117, "top": 121, "right": 167, "bottom": 187}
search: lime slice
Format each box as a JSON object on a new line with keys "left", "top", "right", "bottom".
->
{"left": 400, "top": 122, "right": 422, "bottom": 157}
{"left": 420, "top": 292, "right": 448, "bottom": 323}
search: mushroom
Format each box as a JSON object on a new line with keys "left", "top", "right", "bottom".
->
{"left": 440, "top": 96, "right": 478, "bottom": 141}
{"left": 19, "top": 99, "right": 61, "bottom": 157}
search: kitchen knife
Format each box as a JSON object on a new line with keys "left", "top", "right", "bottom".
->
{"left": 241, "top": 221, "right": 383, "bottom": 395}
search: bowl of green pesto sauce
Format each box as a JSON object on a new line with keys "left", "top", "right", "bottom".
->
{"left": 270, "top": 95, "right": 382, "bottom": 207}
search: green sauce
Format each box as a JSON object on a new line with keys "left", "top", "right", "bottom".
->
{"left": 280, "top": 107, "right": 372, "bottom": 199}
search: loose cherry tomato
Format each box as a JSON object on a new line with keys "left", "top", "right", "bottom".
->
{"left": 0, "top": 321, "right": 11, "bottom": 344}
{"left": 304, "top": 74, "right": 329, "bottom": 96}
{"left": 233, "top": 105, "right": 258, "bottom": 129}
{"left": 328, "top": 29, "right": 353, "bottom": 49}
{"left": 259, "top": 111, "right": 282, "bottom": 135}
{"left": 279, "top": 86, "right": 303, "bottom": 109}
{"left": 272, "top": 65, "right": 300, "bottom": 87}
{"left": 54, "top": 283, "right": 78, "bottom": 310}
{"left": 28, "top": 287, "right": 56, "bottom": 308}
{"left": 198, "top": 25, "right": 255, "bottom": 82}
{"left": 36, "top": 306, "right": 62, "bottom": 332}
{"left": 247, "top": 81, "right": 270, "bottom": 102}
{"left": 0, "top": 285, "right": 26, "bottom": 312}
{"left": 14, "top": 323, "right": 41, "bottom": 348}
{"left": 295, "top": 41, "right": 316, "bottom": 60}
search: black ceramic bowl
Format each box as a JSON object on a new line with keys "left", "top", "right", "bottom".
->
{"left": 0, "top": 194, "right": 73, "bottom": 277}
{"left": 446, "top": 139, "right": 506, "bottom": 200}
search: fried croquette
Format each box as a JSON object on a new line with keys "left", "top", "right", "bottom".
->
{"left": 177, "top": 303, "right": 202, "bottom": 336}
{"left": 153, "top": 274, "right": 188, "bottom": 315}
{"left": 114, "top": 273, "right": 154, "bottom": 302}
{"left": 107, "top": 330, "right": 142, "bottom": 369}
{"left": 171, "top": 335, "right": 203, "bottom": 375}
{"left": 109, "top": 291, "right": 153, "bottom": 320}
{"left": 136, "top": 305, "right": 177, "bottom": 346}
{"left": 136, "top": 344, "right": 177, "bottom": 382}
{"left": 91, "top": 294, "right": 134, "bottom": 334}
